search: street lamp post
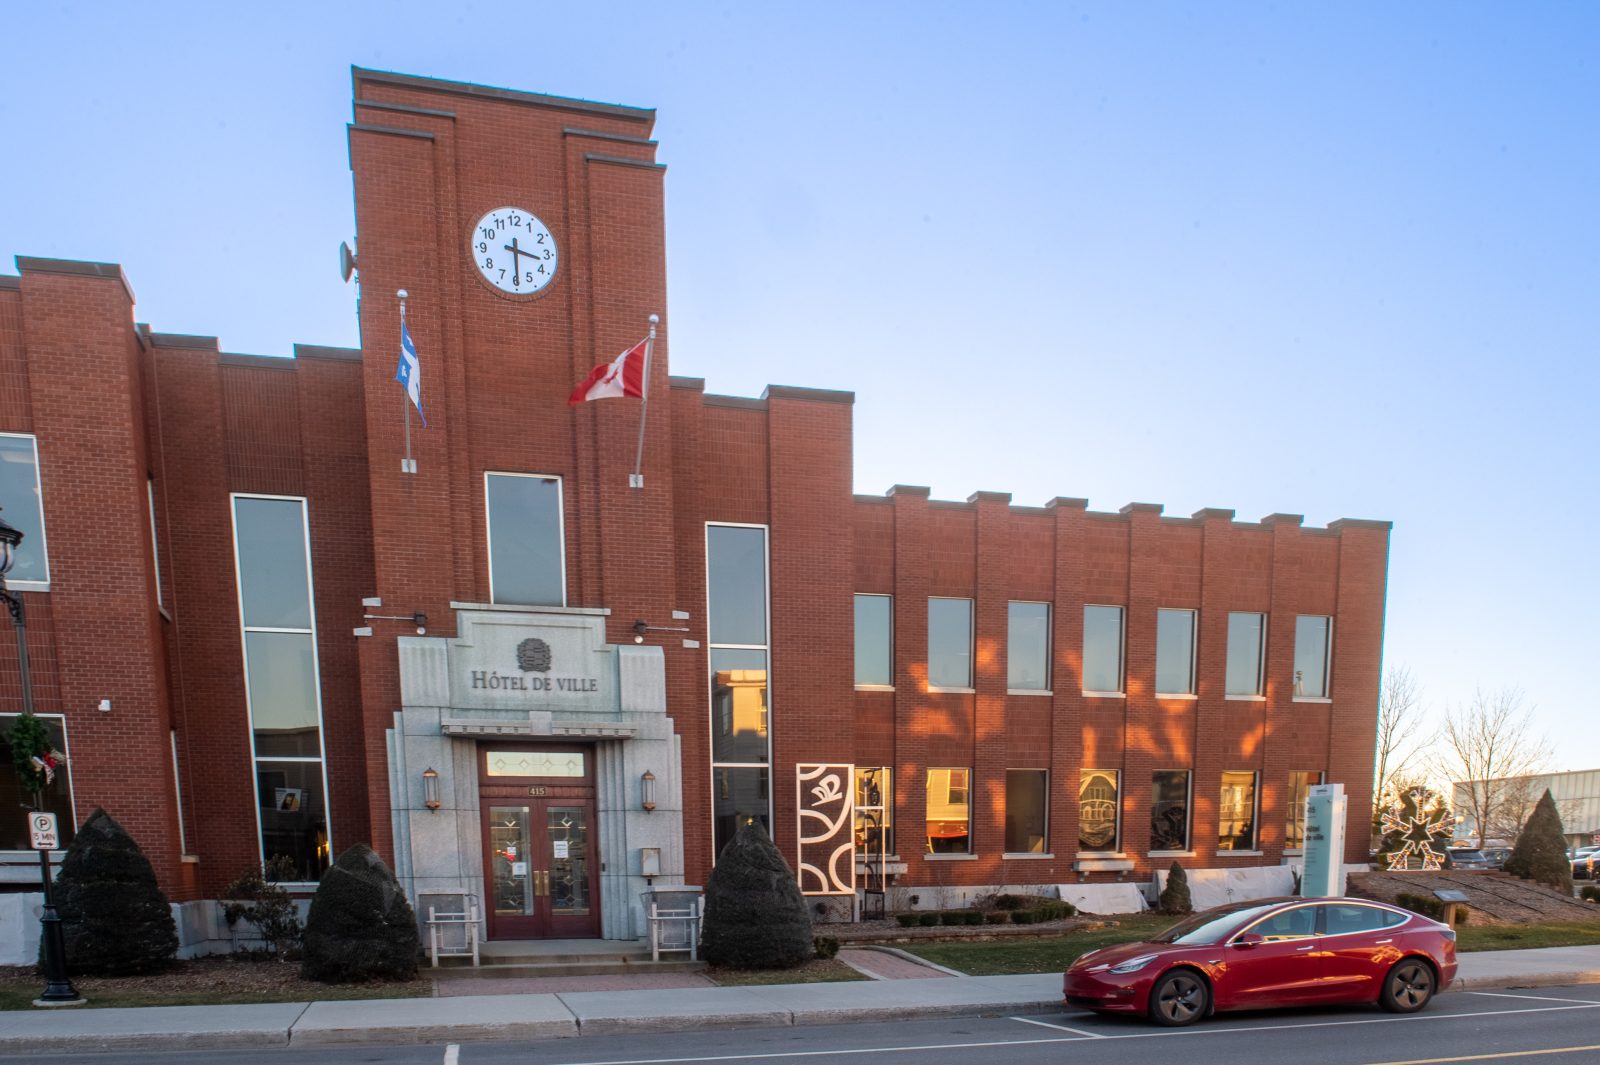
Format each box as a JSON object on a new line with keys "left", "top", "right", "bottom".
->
{"left": 0, "top": 512, "right": 82, "bottom": 1006}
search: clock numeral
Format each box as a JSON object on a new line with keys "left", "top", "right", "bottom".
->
{"left": 524, "top": 271, "right": 533, "bottom": 283}
{"left": 499, "top": 268, "right": 506, "bottom": 280}
{"left": 512, "top": 272, "right": 520, "bottom": 288}
{"left": 477, "top": 241, "right": 487, "bottom": 253}
{"left": 484, "top": 257, "right": 493, "bottom": 270}
{"left": 510, "top": 213, "right": 522, "bottom": 227}
{"left": 537, "top": 264, "right": 546, "bottom": 275}
{"left": 542, "top": 250, "right": 551, "bottom": 260}
{"left": 536, "top": 233, "right": 546, "bottom": 244}
{"left": 481, "top": 227, "right": 494, "bottom": 240}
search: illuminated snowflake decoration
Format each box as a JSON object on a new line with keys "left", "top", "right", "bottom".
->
{"left": 1380, "top": 788, "right": 1455, "bottom": 871}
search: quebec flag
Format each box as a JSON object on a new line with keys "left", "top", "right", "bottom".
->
{"left": 395, "top": 321, "right": 427, "bottom": 426}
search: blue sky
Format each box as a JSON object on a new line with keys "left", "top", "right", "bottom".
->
{"left": 3, "top": 3, "right": 1596, "bottom": 771}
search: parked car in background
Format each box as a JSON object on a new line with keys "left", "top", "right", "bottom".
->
{"left": 1573, "top": 852, "right": 1597, "bottom": 880}
{"left": 1448, "top": 848, "right": 1490, "bottom": 869}
{"left": 1063, "top": 897, "right": 1457, "bottom": 1027}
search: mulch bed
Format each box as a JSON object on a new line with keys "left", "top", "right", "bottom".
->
{"left": 0, "top": 954, "right": 424, "bottom": 1007}
{"left": 1348, "top": 870, "right": 1598, "bottom": 925}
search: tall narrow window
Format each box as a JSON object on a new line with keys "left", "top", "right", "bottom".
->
{"left": 1082, "top": 606, "right": 1124, "bottom": 693}
{"left": 1079, "top": 769, "right": 1120, "bottom": 851}
{"left": 232, "top": 495, "right": 330, "bottom": 881}
{"left": 1005, "top": 769, "right": 1048, "bottom": 853}
{"left": 854, "top": 594, "right": 892, "bottom": 687}
{"left": 1219, "top": 771, "right": 1258, "bottom": 850}
{"left": 1007, "top": 602, "right": 1051, "bottom": 692}
{"left": 485, "top": 472, "right": 565, "bottom": 607}
{"left": 1294, "top": 616, "right": 1332, "bottom": 698}
{"left": 855, "top": 767, "right": 894, "bottom": 858}
{"left": 1155, "top": 608, "right": 1196, "bottom": 695}
{"left": 1225, "top": 612, "right": 1266, "bottom": 697}
{"left": 0, "top": 714, "right": 74, "bottom": 850}
{"left": 0, "top": 433, "right": 49, "bottom": 585}
{"left": 927, "top": 597, "right": 973, "bottom": 689}
{"left": 707, "top": 524, "right": 771, "bottom": 861}
{"left": 1287, "top": 770, "right": 1323, "bottom": 850}
{"left": 1151, "top": 770, "right": 1190, "bottom": 851}
{"left": 925, "top": 768, "right": 971, "bottom": 853}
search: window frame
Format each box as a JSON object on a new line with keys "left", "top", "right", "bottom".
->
{"left": 1293, "top": 615, "right": 1334, "bottom": 700}
{"left": 1149, "top": 768, "right": 1193, "bottom": 854}
{"left": 229, "top": 492, "right": 332, "bottom": 882}
{"left": 0, "top": 432, "right": 50, "bottom": 590}
{"left": 148, "top": 479, "right": 165, "bottom": 611}
{"left": 926, "top": 596, "right": 974, "bottom": 692}
{"left": 1081, "top": 604, "right": 1126, "bottom": 696}
{"left": 1218, "top": 769, "right": 1260, "bottom": 852}
{"left": 853, "top": 593, "right": 894, "bottom": 690}
{"left": 704, "top": 522, "right": 774, "bottom": 863}
{"left": 1154, "top": 607, "right": 1198, "bottom": 697}
{"left": 483, "top": 471, "right": 568, "bottom": 608}
{"left": 1285, "top": 769, "right": 1324, "bottom": 853}
{"left": 1225, "top": 611, "right": 1267, "bottom": 699}
{"left": 925, "top": 767, "right": 973, "bottom": 856}
{"left": 1006, "top": 600, "right": 1052, "bottom": 694}
{"left": 1003, "top": 767, "right": 1051, "bottom": 856}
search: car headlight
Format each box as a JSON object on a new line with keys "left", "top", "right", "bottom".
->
{"left": 1109, "top": 953, "right": 1159, "bottom": 974}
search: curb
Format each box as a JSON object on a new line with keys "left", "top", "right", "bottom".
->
{"left": 1452, "top": 971, "right": 1600, "bottom": 991}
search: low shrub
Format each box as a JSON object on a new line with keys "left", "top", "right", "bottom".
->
{"left": 984, "top": 911, "right": 1010, "bottom": 924}
{"left": 940, "top": 911, "right": 966, "bottom": 926}
{"left": 963, "top": 910, "right": 984, "bottom": 925}
{"left": 222, "top": 855, "right": 302, "bottom": 958}
{"left": 918, "top": 912, "right": 939, "bottom": 927}
{"left": 813, "top": 936, "right": 839, "bottom": 959}
{"left": 301, "top": 844, "right": 418, "bottom": 983}
{"left": 1395, "top": 892, "right": 1444, "bottom": 920}
{"left": 994, "top": 894, "right": 1026, "bottom": 911}
{"left": 896, "top": 913, "right": 921, "bottom": 927}
{"left": 1010, "top": 910, "right": 1038, "bottom": 925}
{"left": 1581, "top": 886, "right": 1600, "bottom": 904}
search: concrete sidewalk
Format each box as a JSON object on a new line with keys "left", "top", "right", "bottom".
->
{"left": 2, "top": 946, "right": 1599, "bottom": 1056}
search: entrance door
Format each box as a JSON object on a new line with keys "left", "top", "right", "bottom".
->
{"left": 480, "top": 746, "right": 601, "bottom": 939}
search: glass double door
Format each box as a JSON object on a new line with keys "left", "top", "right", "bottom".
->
{"left": 484, "top": 798, "right": 598, "bottom": 939}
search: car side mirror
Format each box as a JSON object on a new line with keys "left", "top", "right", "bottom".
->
{"left": 1232, "top": 933, "right": 1265, "bottom": 949}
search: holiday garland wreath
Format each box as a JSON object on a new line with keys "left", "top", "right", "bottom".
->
{"left": 7, "top": 710, "right": 65, "bottom": 799}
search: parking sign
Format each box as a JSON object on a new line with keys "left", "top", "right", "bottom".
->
{"left": 28, "top": 812, "right": 58, "bottom": 850}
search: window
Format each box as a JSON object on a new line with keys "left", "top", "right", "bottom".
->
{"left": 231, "top": 494, "right": 330, "bottom": 881}
{"left": 0, "top": 714, "right": 73, "bottom": 850}
{"left": 148, "top": 480, "right": 163, "bottom": 609}
{"left": 0, "top": 433, "right": 49, "bottom": 585}
{"left": 927, "top": 598, "right": 973, "bottom": 689}
{"left": 926, "top": 768, "right": 971, "bottom": 853}
{"left": 485, "top": 472, "right": 565, "bottom": 607}
{"left": 1320, "top": 902, "right": 1405, "bottom": 936}
{"left": 1248, "top": 904, "right": 1318, "bottom": 941}
{"left": 1155, "top": 609, "right": 1196, "bottom": 695}
{"left": 1225, "top": 612, "right": 1265, "bottom": 697}
{"left": 854, "top": 595, "right": 892, "bottom": 687}
{"left": 1079, "top": 769, "right": 1120, "bottom": 851}
{"left": 855, "top": 767, "right": 894, "bottom": 858}
{"left": 1219, "top": 771, "right": 1258, "bottom": 851}
{"left": 1005, "top": 769, "right": 1048, "bottom": 853}
{"left": 1151, "top": 770, "right": 1190, "bottom": 851}
{"left": 706, "top": 524, "right": 771, "bottom": 861}
{"left": 1082, "top": 606, "right": 1124, "bottom": 693}
{"left": 1286, "top": 770, "right": 1323, "bottom": 850}
{"left": 1007, "top": 602, "right": 1050, "bottom": 691}
{"left": 1294, "top": 616, "right": 1332, "bottom": 698}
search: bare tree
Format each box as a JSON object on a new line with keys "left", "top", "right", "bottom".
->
{"left": 1373, "top": 666, "right": 1428, "bottom": 812}
{"left": 1436, "top": 687, "right": 1553, "bottom": 846}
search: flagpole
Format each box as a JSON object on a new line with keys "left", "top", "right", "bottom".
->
{"left": 398, "top": 289, "right": 414, "bottom": 475}
{"left": 629, "top": 313, "right": 658, "bottom": 490}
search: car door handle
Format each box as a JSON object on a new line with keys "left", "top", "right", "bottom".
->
{"left": 1376, "top": 939, "right": 1392, "bottom": 944}
{"left": 1295, "top": 944, "right": 1315, "bottom": 951}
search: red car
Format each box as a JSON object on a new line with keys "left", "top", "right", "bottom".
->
{"left": 1063, "top": 897, "right": 1456, "bottom": 1027}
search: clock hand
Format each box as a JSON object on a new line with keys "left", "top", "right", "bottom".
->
{"left": 503, "top": 238, "right": 526, "bottom": 265}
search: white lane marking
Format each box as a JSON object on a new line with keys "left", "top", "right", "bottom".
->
{"left": 1465, "top": 991, "right": 1600, "bottom": 1005}
{"left": 541, "top": 1000, "right": 1600, "bottom": 1065}
{"left": 444, "top": 1044, "right": 460, "bottom": 1065}
{"left": 1009, "top": 1015, "right": 1105, "bottom": 1037}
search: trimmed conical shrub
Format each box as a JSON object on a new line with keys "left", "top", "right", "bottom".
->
{"left": 701, "top": 820, "right": 813, "bottom": 969}
{"left": 1504, "top": 790, "right": 1573, "bottom": 895}
{"left": 51, "top": 808, "right": 178, "bottom": 975}
{"left": 301, "top": 844, "right": 418, "bottom": 983}
{"left": 1159, "top": 861, "right": 1193, "bottom": 914}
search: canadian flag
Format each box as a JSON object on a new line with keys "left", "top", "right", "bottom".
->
{"left": 568, "top": 339, "right": 648, "bottom": 404}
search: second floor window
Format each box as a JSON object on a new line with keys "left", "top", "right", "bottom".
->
{"left": 485, "top": 473, "right": 565, "bottom": 607}
{"left": 1294, "top": 615, "right": 1332, "bottom": 698}
{"left": 1007, "top": 602, "right": 1050, "bottom": 691}
{"left": 1082, "top": 606, "right": 1124, "bottom": 693}
{"left": 1226, "top": 612, "right": 1266, "bottom": 697}
{"left": 1155, "top": 608, "right": 1196, "bottom": 695}
{"left": 854, "top": 594, "right": 892, "bottom": 687}
{"left": 927, "top": 598, "right": 973, "bottom": 689}
{"left": 0, "top": 433, "right": 49, "bottom": 585}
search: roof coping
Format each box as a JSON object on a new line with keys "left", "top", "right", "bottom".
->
{"left": 353, "top": 67, "right": 654, "bottom": 123}
{"left": 15, "top": 256, "right": 135, "bottom": 302}
{"left": 762, "top": 384, "right": 854, "bottom": 405}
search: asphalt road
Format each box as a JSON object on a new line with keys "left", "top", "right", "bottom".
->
{"left": 8, "top": 985, "right": 1600, "bottom": 1065}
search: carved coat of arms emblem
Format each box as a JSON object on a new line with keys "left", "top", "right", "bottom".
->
{"left": 516, "top": 637, "right": 552, "bottom": 673}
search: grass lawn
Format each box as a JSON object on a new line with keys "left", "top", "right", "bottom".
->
{"left": 707, "top": 958, "right": 867, "bottom": 985}
{"left": 904, "top": 915, "right": 1600, "bottom": 975}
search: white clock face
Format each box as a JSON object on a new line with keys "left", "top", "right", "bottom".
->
{"left": 470, "top": 207, "right": 558, "bottom": 295}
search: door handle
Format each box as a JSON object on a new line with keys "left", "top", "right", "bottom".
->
{"left": 1376, "top": 939, "right": 1392, "bottom": 944}
{"left": 1295, "top": 944, "right": 1315, "bottom": 951}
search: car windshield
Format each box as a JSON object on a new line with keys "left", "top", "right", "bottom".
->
{"left": 1450, "top": 850, "right": 1484, "bottom": 861}
{"left": 1151, "top": 901, "right": 1283, "bottom": 945}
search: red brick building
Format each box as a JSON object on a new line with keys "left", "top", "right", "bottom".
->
{"left": 0, "top": 68, "right": 1389, "bottom": 944}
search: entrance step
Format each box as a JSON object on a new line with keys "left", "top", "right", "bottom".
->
{"left": 433, "top": 938, "right": 705, "bottom": 978}
{"left": 434, "top": 958, "right": 707, "bottom": 978}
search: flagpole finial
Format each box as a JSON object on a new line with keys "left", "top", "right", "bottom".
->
{"left": 648, "top": 313, "right": 659, "bottom": 325}
{"left": 397, "top": 289, "right": 408, "bottom": 301}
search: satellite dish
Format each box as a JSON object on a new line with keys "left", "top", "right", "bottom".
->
{"left": 338, "top": 241, "right": 357, "bottom": 283}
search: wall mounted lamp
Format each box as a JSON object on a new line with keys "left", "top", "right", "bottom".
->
{"left": 641, "top": 770, "right": 657, "bottom": 812}
{"left": 631, "top": 619, "right": 690, "bottom": 644}
{"left": 422, "top": 767, "right": 441, "bottom": 811}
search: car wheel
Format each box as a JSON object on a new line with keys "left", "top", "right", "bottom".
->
{"left": 1148, "top": 968, "right": 1210, "bottom": 1027}
{"left": 1380, "top": 958, "right": 1436, "bottom": 1013}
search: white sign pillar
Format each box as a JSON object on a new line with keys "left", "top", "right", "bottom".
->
{"left": 1302, "top": 783, "right": 1348, "bottom": 897}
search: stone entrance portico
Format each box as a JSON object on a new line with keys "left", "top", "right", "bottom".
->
{"left": 387, "top": 604, "right": 685, "bottom": 940}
